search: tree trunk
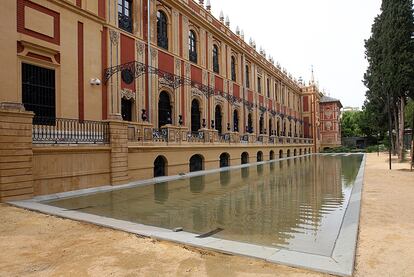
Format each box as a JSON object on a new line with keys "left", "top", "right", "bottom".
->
{"left": 393, "top": 108, "right": 399, "bottom": 156}
{"left": 398, "top": 98, "right": 405, "bottom": 162}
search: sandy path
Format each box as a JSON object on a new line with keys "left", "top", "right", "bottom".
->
{"left": 0, "top": 153, "right": 413, "bottom": 277}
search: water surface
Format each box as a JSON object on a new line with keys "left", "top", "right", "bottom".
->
{"left": 46, "top": 154, "right": 363, "bottom": 256}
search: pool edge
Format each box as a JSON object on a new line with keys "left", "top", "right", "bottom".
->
{"left": 8, "top": 153, "right": 366, "bottom": 277}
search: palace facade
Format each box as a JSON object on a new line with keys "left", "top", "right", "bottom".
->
{"left": 0, "top": 0, "right": 336, "bottom": 201}
{"left": 319, "top": 96, "right": 343, "bottom": 149}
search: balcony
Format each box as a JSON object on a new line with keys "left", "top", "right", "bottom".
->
{"left": 127, "top": 122, "right": 313, "bottom": 146}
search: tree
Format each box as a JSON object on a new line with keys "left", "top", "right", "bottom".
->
{"left": 363, "top": 0, "right": 414, "bottom": 161}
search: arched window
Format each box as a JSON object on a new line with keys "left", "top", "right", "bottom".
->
{"left": 279, "top": 150, "right": 283, "bottom": 158}
{"left": 259, "top": 115, "right": 264, "bottom": 134}
{"left": 118, "top": 0, "right": 132, "bottom": 33}
{"left": 247, "top": 113, "right": 253, "bottom": 133}
{"left": 213, "top": 45, "right": 220, "bottom": 74}
{"left": 158, "top": 91, "right": 171, "bottom": 128}
{"left": 219, "top": 153, "right": 230, "bottom": 168}
{"left": 189, "top": 30, "right": 197, "bottom": 63}
{"left": 245, "top": 65, "right": 250, "bottom": 88}
{"left": 269, "top": 118, "right": 273, "bottom": 136}
{"left": 154, "top": 155, "right": 167, "bottom": 177}
{"left": 215, "top": 105, "right": 222, "bottom": 134}
{"left": 294, "top": 149, "right": 297, "bottom": 156}
{"left": 287, "top": 149, "right": 291, "bottom": 157}
{"left": 191, "top": 99, "right": 201, "bottom": 132}
{"left": 189, "top": 154, "right": 203, "bottom": 172}
{"left": 257, "top": 151, "right": 263, "bottom": 162}
{"left": 269, "top": 150, "right": 275, "bottom": 160}
{"left": 157, "top": 10, "right": 168, "bottom": 50}
{"left": 231, "top": 56, "right": 236, "bottom": 81}
{"left": 121, "top": 98, "right": 133, "bottom": 121}
{"left": 233, "top": 110, "right": 239, "bottom": 132}
{"left": 241, "top": 152, "right": 249, "bottom": 164}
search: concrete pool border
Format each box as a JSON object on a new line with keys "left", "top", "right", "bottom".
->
{"left": 9, "top": 153, "right": 366, "bottom": 277}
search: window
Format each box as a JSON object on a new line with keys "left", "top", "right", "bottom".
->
{"left": 22, "top": 63, "right": 55, "bottom": 124}
{"left": 121, "top": 98, "right": 133, "bottom": 121}
{"left": 213, "top": 44, "right": 219, "bottom": 74}
{"left": 257, "top": 76, "right": 262, "bottom": 93}
{"left": 118, "top": 0, "right": 132, "bottom": 33}
{"left": 189, "top": 30, "right": 197, "bottom": 63}
{"left": 267, "top": 78, "right": 270, "bottom": 98}
{"left": 231, "top": 56, "right": 236, "bottom": 81}
{"left": 157, "top": 10, "right": 168, "bottom": 50}
{"left": 275, "top": 83, "right": 278, "bottom": 101}
{"left": 245, "top": 65, "right": 250, "bottom": 88}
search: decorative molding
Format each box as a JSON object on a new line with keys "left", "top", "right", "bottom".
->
{"left": 136, "top": 41, "right": 145, "bottom": 56}
{"left": 109, "top": 30, "right": 119, "bottom": 46}
{"left": 120, "top": 89, "right": 136, "bottom": 101}
{"left": 191, "top": 87, "right": 206, "bottom": 98}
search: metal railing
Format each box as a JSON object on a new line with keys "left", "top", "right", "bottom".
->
{"left": 32, "top": 117, "right": 109, "bottom": 144}
{"left": 187, "top": 131, "right": 205, "bottom": 143}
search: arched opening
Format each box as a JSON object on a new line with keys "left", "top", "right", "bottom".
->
{"left": 309, "top": 148, "right": 311, "bottom": 154}
{"left": 300, "top": 149, "right": 302, "bottom": 155}
{"left": 279, "top": 150, "right": 283, "bottom": 158}
{"left": 189, "top": 154, "right": 204, "bottom": 172}
{"left": 158, "top": 91, "right": 171, "bottom": 128}
{"left": 247, "top": 113, "right": 253, "bottom": 133}
{"left": 269, "top": 150, "right": 275, "bottom": 160}
{"left": 257, "top": 151, "right": 263, "bottom": 162}
{"left": 154, "top": 155, "right": 167, "bottom": 177}
{"left": 241, "top": 152, "right": 249, "bottom": 164}
{"left": 277, "top": 120, "right": 280, "bottom": 136}
{"left": 157, "top": 10, "right": 168, "bottom": 50}
{"left": 191, "top": 99, "right": 201, "bottom": 132}
{"left": 287, "top": 149, "right": 291, "bottom": 157}
{"left": 294, "top": 149, "right": 297, "bottom": 156}
{"left": 269, "top": 118, "right": 273, "bottom": 136}
{"left": 215, "top": 105, "right": 222, "bottom": 135}
{"left": 213, "top": 44, "right": 220, "bottom": 74}
{"left": 259, "top": 115, "right": 264, "bottom": 134}
{"left": 231, "top": 56, "right": 236, "bottom": 81}
{"left": 121, "top": 98, "right": 133, "bottom": 121}
{"left": 304, "top": 149, "right": 307, "bottom": 155}
{"left": 219, "top": 152, "right": 230, "bottom": 168}
{"left": 189, "top": 30, "right": 197, "bottom": 63}
{"left": 233, "top": 110, "right": 239, "bottom": 132}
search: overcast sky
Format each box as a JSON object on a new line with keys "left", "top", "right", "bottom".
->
{"left": 210, "top": 0, "right": 382, "bottom": 108}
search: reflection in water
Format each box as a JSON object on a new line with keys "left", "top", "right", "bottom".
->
{"left": 241, "top": 167, "right": 249, "bottom": 179}
{"left": 257, "top": 164, "right": 264, "bottom": 175}
{"left": 47, "top": 154, "right": 363, "bottom": 256}
{"left": 220, "top": 171, "right": 230, "bottom": 186}
{"left": 190, "top": 176, "right": 205, "bottom": 193}
{"left": 154, "top": 182, "right": 169, "bottom": 203}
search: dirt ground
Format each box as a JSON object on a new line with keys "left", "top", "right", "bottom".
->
{"left": 0, "top": 153, "right": 413, "bottom": 277}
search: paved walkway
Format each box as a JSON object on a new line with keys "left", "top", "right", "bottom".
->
{"left": 0, "top": 153, "right": 413, "bottom": 276}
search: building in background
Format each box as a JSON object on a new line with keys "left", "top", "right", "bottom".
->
{"left": 319, "top": 95, "right": 343, "bottom": 149}
{"left": 0, "top": 0, "right": 337, "bottom": 201}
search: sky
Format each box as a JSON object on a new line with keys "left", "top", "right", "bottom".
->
{"left": 210, "top": 0, "right": 382, "bottom": 108}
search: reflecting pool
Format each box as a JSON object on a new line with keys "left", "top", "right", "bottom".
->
{"left": 46, "top": 154, "right": 363, "bottom": 256}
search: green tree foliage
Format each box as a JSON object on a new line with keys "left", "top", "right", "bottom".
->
{"left": 363, "top": 0, "right": 414, "bottom": 160}
{"left": 341, "top": 110, "right": 379, "bottom": 137}
{"left": 341, "top": 111, "right": 362, "bottom": 137}
{"left": 406, "top": 98, "right": 414, "bottom": 127}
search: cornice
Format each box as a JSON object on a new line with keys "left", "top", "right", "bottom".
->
{"left": 165, "top": 0, "right": 301, "bottom": 92}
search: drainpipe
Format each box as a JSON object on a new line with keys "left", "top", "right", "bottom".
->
{"left": 147, "top": 0, "right": 151, "bottom": 122}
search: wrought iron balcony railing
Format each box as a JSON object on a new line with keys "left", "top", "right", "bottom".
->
{"left": 32, "top": 117, "right": 109, "bottom": 144}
